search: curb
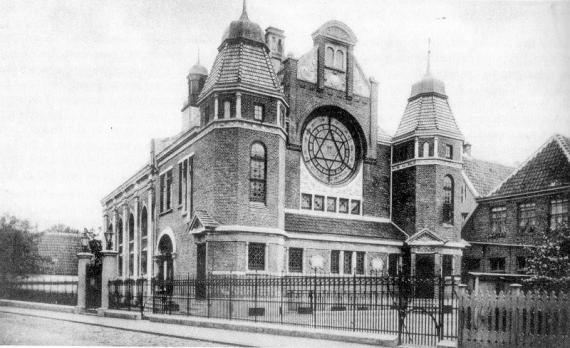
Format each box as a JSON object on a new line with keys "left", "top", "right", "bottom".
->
{"left": 147, "top": 313, "right": 398, "bottom": 347}
{"left": 99, "top": 308, "right": 142, "bottom": 320}
{"left": 0, "top": 299, "right": 76, "bottom": 314}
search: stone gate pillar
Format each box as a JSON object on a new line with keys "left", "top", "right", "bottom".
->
{"left": 98, "top": 250, "right": 118, "bottom": 314}
{"left": 76, "top": 252, "right": 93, "bottom": 313}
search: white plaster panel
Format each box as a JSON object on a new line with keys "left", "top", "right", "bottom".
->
{"left": 296, "top": 46, "right": 317, "bottom": 83}
{"left": 299, "top": 157, "right": 362, "bottom": 201}
{"left": 353, "top": 62, "right": 370, "bottom": 97}
{"left": 324, "top": 69, "right": 346, "bottom": 91}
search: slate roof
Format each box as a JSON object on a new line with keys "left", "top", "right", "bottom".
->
{"left": 377, "top": 127, "right": 392, "bottom": 144}
{"left": 463, "top": 155, "right": 514, "bottom": 197}
{"left": 194, "top": 210, "right": 220, "bottom": 229}
{"left": 284, "top": 213, "right": 405, "bottom": 240}
{"left": 490, "top": 134, "right": 570, "bottom": 197}
{"left": 394, "top": 74, "right": 463, "bottom": 141}
{"left": 37, "top": 232, "right": 82, "bottom": 275}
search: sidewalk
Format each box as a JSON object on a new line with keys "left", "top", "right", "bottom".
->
{"left": 0, "top": 305, "right": 389, "bottom": 347}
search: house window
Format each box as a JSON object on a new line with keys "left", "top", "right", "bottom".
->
{"left": 249, "top": 142, "right": 266, "bottom": 203}
{"left": 445, "top": 144, "right": 453, "bottom": 159}
{"left": 550, "top": 198, "right": 569, "bottom": 230}
{"left": 301, "top": 193, "right": 312, "bottom": 210}
{"left": 128, "top": 214, "right": 134, "bottom": 276}
{"left": 314, "top": 195, "right": 324, "bottom": 211}
{"left": 331, "top": 250, "right": 340, "bottom": 274}
{"left": 343, "top": 251, "right": 353, "bottom": 274}
{"left": 335, "top": 49, "right": 345, "bottom": 70}
{"left": 204, "top": 105, "right": 210, "bottom": 124}
{"left": 443, "top": 175, "right": 454, "bottom": 224}
{"left": 489, "top": 257, "right": 505, "bottom": 272}
{"left": 254, "top": 104, "right": 264, "bottom": 121}
{"left": 223, "top": 100, "right": 231, "bottom": 119}
{"left": 117, "top": 218, "right": 123, "bottom": 277}
{"left": 339, "top": 198, "right": 349, "bottom": 213}
{"left": 177, "top": 157, "right": 192, "bottom": 212}
{"left": 159, "top": 175, "right": 165, "bottom": 212}
{"left": 288, "top": 248, "right": 303, "bottom": 273}
{"left": 516, "top": 256, "right": 527, "bottom": 273}
{"left": 327, "top": 197, "right": 337, "bottom": 212}
{"left": 188, "top": 157, "right": 194, "bottom": 213}
{"left": 248, "top": 243, "right": 265, "bottom": 271}
{"left": 442, "top": 255, "right": 453, "bottom": 276}
{"left": 518, "top": 203, "right": 537, "bottom": 234}
{"left": 159, "top": 170, "right": 173, "bottom": 212}
{"left": 490, "top": 206, "right": 507, "bottom": 238}
{"left": 140, "top": 208, "right": 148, "bottom": 275}
{"left": 463, "top": 257, "right": 480, "bottom": 272}
{"left": 356, "top": 251, "right": 365, "bottom": 275}
{"left": 350, "top": 200, "right": 361, "bottom": 215}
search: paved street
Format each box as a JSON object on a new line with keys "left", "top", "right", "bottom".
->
{"left": 0, "top": 312, "right": 227, "bottom": 346}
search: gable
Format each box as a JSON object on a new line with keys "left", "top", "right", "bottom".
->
{"left": 493, "top": 135, "right": 570, "bottom": 196}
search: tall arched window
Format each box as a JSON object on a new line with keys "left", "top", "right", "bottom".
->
{"left": 335, "top": 49, "right": 345, "bottom": 70}
{"left": 443, "top": 175, "right": 454, "bottom": 224}
{"left": 325, "top": 47, "right": 335, "bottom": 67}
{"left": 140, "top": 207, "right": 148, "bottom": 275}
{"left": 128, "top": 214, "right": 134, "bottom": 276}
{"left": 117, "top": 218, "right": 123, "bottom": 276}
{"left": 250, "top": 142, "right": 266, "bottom": 203}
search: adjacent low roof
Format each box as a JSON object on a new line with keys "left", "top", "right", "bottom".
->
{"left": 463, "top": 155, "right": 514, "bottom": 197}
{"left": 490, "top": 134, "right": 570, "bottom": 197}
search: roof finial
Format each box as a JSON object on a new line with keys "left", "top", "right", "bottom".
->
{"left": 240, "top": 0, "right": 249, "bottom": 20}
{"left": 426, "top": 38, "right": 431, "bottom": 76}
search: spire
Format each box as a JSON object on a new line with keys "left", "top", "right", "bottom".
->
{"left": 425, "top": 38, "right": 431, "bottom": 76}
{"left": 240, "top": 0, "right": 249, "bottom": 20}
{"left": 197, "top": 46, "right": 200, "bottom": 65}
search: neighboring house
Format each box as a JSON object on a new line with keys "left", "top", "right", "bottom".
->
{"left": 100, "top": 3, "right": 517, "bottom": 284}
{"left": 462, "top": 134, "right": 570, "bottom": 292}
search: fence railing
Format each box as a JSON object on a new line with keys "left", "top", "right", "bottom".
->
{"left": 458, "top": 289, "right": 570, "bottom": 347}
{"left": 109, "top": 274, "right": 458, "bottom": 346}
{"left": 0, "top": 278, "right": 77, "bottom": 306}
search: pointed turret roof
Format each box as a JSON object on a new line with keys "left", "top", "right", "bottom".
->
{"left": 393, "top": 44, "right": 463, "bottom": 141}
{"left": 197, "top": 1, "right": 283, "bottom": 103}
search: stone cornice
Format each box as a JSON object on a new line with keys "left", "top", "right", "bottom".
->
{"left": 391, "top": 158, "right": 463, "bottom": 172}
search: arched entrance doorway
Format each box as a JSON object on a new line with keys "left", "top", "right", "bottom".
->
{"left": 157, "top": 235, "right": 174, "bottom": 285}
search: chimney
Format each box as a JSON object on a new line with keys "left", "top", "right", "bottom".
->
{"left": 463, "top": 142, "right": 472, "bottom": 156}
{"left": 265, "top": 27, "right": 285, "bottom": 73}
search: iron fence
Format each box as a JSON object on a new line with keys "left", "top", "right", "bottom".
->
{"left": 108, "top": 278, "right": 149, "bottom": 314}
{"left": 0, "top": 278, "right": 77, "bottom": 306}
{"left": 115, "top": 274, "right": 458, "bottom": 346}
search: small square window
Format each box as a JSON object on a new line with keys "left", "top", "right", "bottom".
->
{"left": 339, "top": 198, "right": 349, "bottom": 213}
{"left": 445, "top": 145, "right": 453, "bottom": 159}
{"left": 288, "top": 248, "right": 303, "bottom": 273}
{"left": 350, "top": 200, "right": 361, "bottom": 215}
{"left": 314, "top": 195, "right": 324, "bottom": 211}
{"left": 489, "top": 257, "right": 505, "bottom": 272}
{"left": 301, "top": 194, "right": 312, "bottom": 210}
{"left": 248, "top": 243, "right": 265, "bottom": 271}
{"left": 327, "top": 197, "right": 337, "bottom": 212}
{"left": 254, "top": 104, "right": 264, "bottom": 121}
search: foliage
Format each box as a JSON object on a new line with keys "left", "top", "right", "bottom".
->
{"left": 523, "top": 226, "right": 570, "bottom": 292}
{"left": 0, "top": 215, "right": 47, "bottom": 279}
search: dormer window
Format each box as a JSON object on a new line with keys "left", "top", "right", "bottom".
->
{"left": 445, "top": 145, "right": 453, "bottom": 159}
{"left": 223, "top": 101, "right": 231, "bottom": 119}
{"left": 254, "top": 104, "right": 264, "bottom": 121}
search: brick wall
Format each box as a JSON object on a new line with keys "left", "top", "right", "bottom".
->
{"left": 392, "top": 167, "right": 416, "bottom": 234}
{"left": 362, "top": 144, "right": 391, "bottom": 217}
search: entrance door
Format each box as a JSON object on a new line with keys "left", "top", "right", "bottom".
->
{"left": 86, "top": 263, "right": 102, "bottom": 309}
{"left": 196, "top": 244, "right": 206, "bottom": 299}
{"left": 415, "top": 254, "right": 435, "bottom": 298}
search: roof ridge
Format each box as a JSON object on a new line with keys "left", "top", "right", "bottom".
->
{"left": 464, "top": 155, "right": 514, "bottom": 170}
{"left": 487, "top": 134, "right": 562, "bottom": 196}
{"left": 554, "top": 133, "right": 570, "bottom": 163}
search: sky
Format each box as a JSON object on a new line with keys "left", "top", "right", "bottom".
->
{"left": 0, "top": 0, "right": 569, "bottom": 231}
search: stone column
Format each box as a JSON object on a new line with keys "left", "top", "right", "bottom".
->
{"left": 146, "top": 188, "right": 154, "bottom": 295}
{"left": 76, "top": 252, "right": 93, "bottom": 313}
{"left": 98, "top": 250, "right": 118, "bottom": 315}
{"left": 133, "top": 197, "right": 139, "bottom": 278}
{"left": 122, "top": 204, "right": 128, "bottom": 280}
{"left": 414, "top": 137, "right": 419, "bottom": 158}
{"left": 112, "top": 210, "right": 117, "bottom": 252}
{"left": 276, "top": 100, "right": 281, "bottom": 126}
{"left": 434, "top": 137, "right": 439, "bottom": 158}
{"left": 510, "top": 283, "right": 522, "bottom": 296}
{"left": 410, "top": 253, "right": 417, "bottom": 276}
{"left": 236, "top": 92, "right": 242, "bottom": 118}
{"left": 214, "top": 94, "right": 219, "bottom": 120}
{"left": 102, "top": 214, "right": 108, "bottom": 244}
{"left": 434, "top": 253, "right": 442, "bottom": 276}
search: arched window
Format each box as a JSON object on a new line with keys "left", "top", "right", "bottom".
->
{"left": 128, "top": 214, "right": 135, "bottom": 276}
{"left": 140, "top": 207, "right": 148, "bottom": 275}
{"left": 443, "top": 175, "right": 454, "bottom": 224}
{"left": 423, "top": 142, "right": 430, "bottom": 157}
{"left": 223, "top": 100, "right": 231, "bottom": 119}
{"left": 325, "top": 47, "right": 335, "bottom": 67}
{"left": 335, "top": 49, "right": 345, "bottom": 70}
{"left": 249, "top": 142, "right": 266, "bottom": 203}
{"left": 117, "top": 218, "right": 123, "bottom": 276}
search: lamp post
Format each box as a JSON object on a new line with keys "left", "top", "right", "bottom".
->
{"left": 104, "top": 229, "right": 113, "bottom": 251}
{"left": 80, "top": 229, "right": 90, "bottom": 253}
{"left": 76, "top": 229, "right": 93, "bottom": 313}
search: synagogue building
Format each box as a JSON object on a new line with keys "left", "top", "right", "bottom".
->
{"left": 101, "top": 3, "right": 515, "bottom": 285}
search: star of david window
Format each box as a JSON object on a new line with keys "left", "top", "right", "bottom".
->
{"left": 302, "top": 115, "right": 357, "bottom": 185}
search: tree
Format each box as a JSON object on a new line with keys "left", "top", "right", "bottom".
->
{"left": 523, "top": 226, "right": 570, "bottom": 292}
{"left": 0, "top": 215, "right": 47, "bottom": 280}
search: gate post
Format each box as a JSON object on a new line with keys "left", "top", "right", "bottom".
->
{"left": 76, "top": 252, "right": 93, "bottom": 313}
{"left": 98, "top": 250, "right": 118, "bottom": 315}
